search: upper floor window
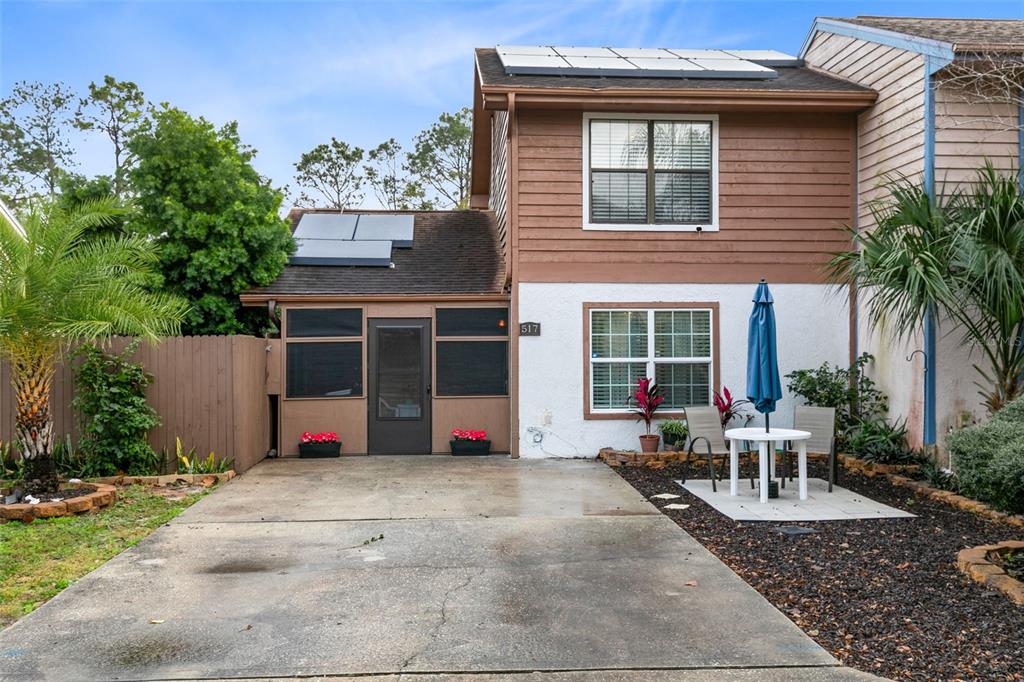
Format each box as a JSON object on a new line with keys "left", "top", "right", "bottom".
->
{"left": 583, "top": 114, "right": 718, "bottom": 232}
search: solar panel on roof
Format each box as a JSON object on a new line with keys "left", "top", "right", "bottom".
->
{"left": 293, "top": 213, "right": 358, "bottom": 240}
{"left": 353, "top": 214, "right": 415, "bottom": 248}
{"left": 495, "top": 45, "right": 790, "bottom": 80}
{"left": 291, "top": 238, "right": 392, "bottom": 267}
{"left": 553, "top": 46, "right": 617, "bottom": 57}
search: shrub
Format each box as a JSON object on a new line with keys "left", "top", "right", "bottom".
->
{"left": 991, "top": 394, "right": 1024, "bottom": 424}
{"left": 785, "top": 352, "right": 888, "bottom": 448}
{"left": 987, "top": 444, "right": 1024, "bottom": 514}
{"left": 846, "top": 416, "right": 919, "bottom": 465}
{"left": 73, "top": 341, "right": 162, "bottom": 476}
{"left": 946, "top": 417, "right": 1024, "bottom": 513}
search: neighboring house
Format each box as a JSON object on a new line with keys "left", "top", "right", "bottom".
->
{"left": 801, "top": 16, "right": 1024, "bottom": 452}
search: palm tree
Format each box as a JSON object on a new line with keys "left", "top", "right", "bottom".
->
{"left": 0, "top": 198, "right": 188, "bottom": 492}
{"left": 829, "top": 164, "right": 1024, "bottom": 414}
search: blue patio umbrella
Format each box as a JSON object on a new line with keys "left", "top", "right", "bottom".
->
{"left": 746, "top": 279, "right": 783, "bottom": 433}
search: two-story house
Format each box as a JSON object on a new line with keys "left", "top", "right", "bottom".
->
{"left": 471, "top": 45, "right": 875, "bottom": 457}
{"left": 244, "top": 44, "right": 879, "bottom": 457}
{"left": 801, "top": 16, "right": 1023, "bottom": 454}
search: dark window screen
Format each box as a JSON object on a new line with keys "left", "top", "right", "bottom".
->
{"left": 288, "top": 308, "right": 362, "bottom": 337}
{"left": 436, "top": 308, "right": 509, "bottom": 337}
{"left": 436, "top": 341, "right": 508, "bottom": 396}
{"left": 287, "top": 342, "right": 363, "bottom": 398}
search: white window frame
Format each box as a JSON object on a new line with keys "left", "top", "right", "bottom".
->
{"left": 582, "top": 112, "right": 720, "bottom": 232}
{"left": 588, "top": 307, "right": 715, "bottom": 414}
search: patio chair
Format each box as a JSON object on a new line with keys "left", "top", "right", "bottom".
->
{"left": 680, "top": 406, "right": 755, "bottom": 493}
{"left": 782, "top": 405, "right": 839, "bottom": 493}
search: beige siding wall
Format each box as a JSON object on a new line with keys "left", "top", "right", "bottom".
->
{"left": 489, "top": 110, "right": 510, "bottom": 270}
{"left": 934, "top": 77, "right": 1020, "bottom": 191}
{"left": 804, "top": 31, "right": 927, "bottom": 228}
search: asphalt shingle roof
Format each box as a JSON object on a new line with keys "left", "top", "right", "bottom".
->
{"left": 248, "top": 209, "right": 505, "bottom": 297}
{"left": 475, "top": 48, "right": 872, "bottom": 92}
{"left": 827, "top": 16, "right": 1024, "bottom": 52}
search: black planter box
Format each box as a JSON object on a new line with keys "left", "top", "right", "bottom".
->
{"left": 299, "top": 442, "right": 341, "bottom": 458}
{"left": 450, "top": 439, "right": 491, "bottom": 456}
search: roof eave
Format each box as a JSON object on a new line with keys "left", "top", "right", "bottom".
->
{"left": 479, "top": 85, "right": 877, "bottom": 112}
{"left": 240, "top": 292, "right": 510, "bottom": 305}
{"left": 799, "top": 17, "right": 956, "bottom": 61}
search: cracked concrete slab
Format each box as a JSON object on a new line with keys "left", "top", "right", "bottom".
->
{"left": 0, "top": 457, "right": 870, "bottom": 681}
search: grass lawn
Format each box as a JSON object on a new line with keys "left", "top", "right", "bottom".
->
{"left": 0, "top": 485, "right": 205, "bottom": 627}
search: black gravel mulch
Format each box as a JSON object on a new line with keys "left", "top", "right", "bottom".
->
{"left": 616, "top": 461, "right": 1024, "bottom": 681}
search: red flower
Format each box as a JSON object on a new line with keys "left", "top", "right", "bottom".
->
{"left": 301, "top": 431, "right": 340, "bottom": 444}
{"left": 451, "top": 428, "right": 487, "bottom": 441}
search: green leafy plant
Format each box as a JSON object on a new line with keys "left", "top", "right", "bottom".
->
{"left": 846, "top": 416, "right": 919, "bottom": 465}
{"left": 174, "top": 437, "right": 233, "bottom": 474}
{"left": 73, "top": 341, "right": 162, "bottom": 476}
{"left": 659, "top": 419, "right": 689, "bottom": 446}
{"left": 0, "top": 197, "right": 186, "bottom": 493}
{"left": 1003, "top": 550, "right": 1024, "bottom": 581}
{"left": 828, "top": 165, "right": 1024, "bottom": 414}
{"left": 50, "top": 434, "right": 104, "bottom": 480}
{"left": 785, "top": 352, "right": 888, "bottom": 449}
{"left": 917, "top": 459, "right": 959, "bottom": 492}
{"left": 1, "top": 441, "right": 25, "bottom": 482}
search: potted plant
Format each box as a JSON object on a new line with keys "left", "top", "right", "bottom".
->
{"left": 299, "top": 431, "right": 341, "bottom": 458}
{"left": 629, "top": 377, "right": 664, "bottom": 453}
{"left": 659, "top": 419, "right": 689, "bottom": 450}
{"left": 450, "top": 429, "right": 491, "bottom": 456}
{"left": 713, "top": 386, "right": 753, "bottom": 428}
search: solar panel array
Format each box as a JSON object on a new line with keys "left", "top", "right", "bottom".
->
{"left": 495, "top": 46, "right": 801, "bottom": 79}
{"left": 290, "top": 213, "right": 414, "bottom": 266}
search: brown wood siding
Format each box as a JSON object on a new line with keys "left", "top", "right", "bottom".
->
{"left": 489, "top": 110, "right": 510, "bottom": 272}
{"left": 803, "top": 31, "right": 926, "bottom": 229}
{"left": 512, "top": 109, "right": 855, "bottom": 282}
{"left": 0, "top": 336, "right": 270, "bottom": 474}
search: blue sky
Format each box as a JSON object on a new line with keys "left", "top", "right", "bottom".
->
{"left": 2, "top": 0, "right": 1022, "bottom": 206}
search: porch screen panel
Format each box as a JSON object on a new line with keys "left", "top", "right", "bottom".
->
{"left": 436, "top": 341, "right": 508, "bottom": 396}
{"left": 286, "top": 342, "right": 363, "bottom": 398}
{"left": 287, "top": 308, "right": 362, "bottom": 337}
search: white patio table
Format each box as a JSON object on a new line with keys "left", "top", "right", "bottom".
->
{"left": 724, "top": 427, "right": 812, "bottom": 504}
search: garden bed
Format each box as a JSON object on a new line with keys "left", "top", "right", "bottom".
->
{"left": 0, "top": 483, "right": 117, "bottom": 522}
{"left": 614, "top": 460, "right": 1024, "bottom": 681}
{"left": 839, "top": 453, "right": 920, "bottom": 477}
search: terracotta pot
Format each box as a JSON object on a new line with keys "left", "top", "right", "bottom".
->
{"left": 639, "top": 434, "right": 660, "bottom": 453}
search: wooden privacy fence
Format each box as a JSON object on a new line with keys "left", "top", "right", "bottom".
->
{"left": 0, "top": 336, "right": 271, "bottom": 474}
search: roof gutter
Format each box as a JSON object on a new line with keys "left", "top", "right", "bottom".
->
{"left": 481, "top": 87, "right": 876, "bottom": 112}
{"left": 240, "top": 292, "right": 511, "bottom": 305}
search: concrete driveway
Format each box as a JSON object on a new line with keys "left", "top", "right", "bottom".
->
{"left": 0, "top": 457, "right": 876, "bottom": 681}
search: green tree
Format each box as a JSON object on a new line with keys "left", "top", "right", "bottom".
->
{"left": 129, "top": 105, "right": 294, "bottom": 335}
{"left": 293, "top": 137, "right": 364, "bottom": 209}
{"left": 74, "top": 76, "right": 147, "bottom": 197}
{"left": 406, "top": 107, "right": 472, "bottom": 208}
{"left": 0, "top": 198, "right": 187, "bottom": 493}
{"left": 0, "top": 81, "right": 77, "bottom": 202}
{"left": 365, "top": 138, "right": 431, "bottom": 210}
{"left": 829, "top": 165, "right": 1024, "bottom": 413}
{"left": 55, "top": 173, "right": 129, "bottom": 239}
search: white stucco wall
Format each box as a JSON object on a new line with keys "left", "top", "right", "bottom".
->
{"left": 517, "top": 282, "right": 850, "bottom": 458}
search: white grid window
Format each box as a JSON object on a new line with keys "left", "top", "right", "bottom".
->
{"left": 590, "top": 308, "right": 713, "bottom": 411}
{"left": 584, "top": 113, "right": 719, "bottom": 232}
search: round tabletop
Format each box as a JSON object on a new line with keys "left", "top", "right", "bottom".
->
{"left": 724, "top": 427, "right": 811, "bottom": 441}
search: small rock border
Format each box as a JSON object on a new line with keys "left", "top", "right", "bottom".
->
{"left": 839, "top": 453, "right": 920, "bottom": 477}
{"left": 0, "top": 482, "right": 117, "bottom": 522}
{"left": 86, "top": 471, "right": 235, "bottom": 486}
{"left": 886, "top": 473, "right": 1024, "bottom": 528}
{"left": 957, "top": 541, "right": 1024, "bottom": 605}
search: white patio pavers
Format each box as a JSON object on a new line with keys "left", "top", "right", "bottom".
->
{"left": 677, "top": 477, "right": 916, "bottom": 522}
